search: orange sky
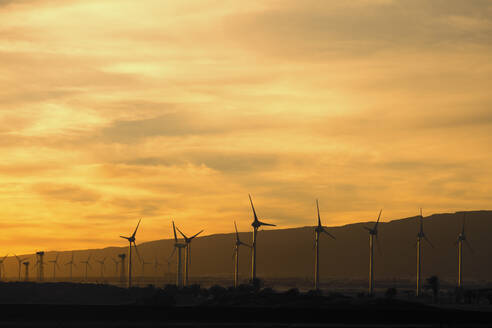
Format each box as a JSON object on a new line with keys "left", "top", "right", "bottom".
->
{"left": 1, "top": 0, "right": 491, "bottom": 254}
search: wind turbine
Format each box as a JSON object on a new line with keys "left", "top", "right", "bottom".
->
{"left": 14, "top": 255, "right": 29, "bottom": 280}
{"left": 80, "top": 254, "right": 92, "bottom": 281}
{"left": 170, "top": 221, "right": 186, "bottom": 287}
{"left": 118, "top": 254, "right": 126, "bottom": 284}
{"left": 141, "top": 256, "right": 152, "bottom": 277}
{"left": 111, "top": 257, "right": 120, "bottom": 276}
{"left": 457, "top": 213, "right": 473, "bottom": 288}
{"left": 364, "top": 209, "right": 382, "bottom": 296}
{"left": 65, "top": 252, "right": 77, "bottom": 281}
{"left": 95, "top": 257, "right": 107, "bottom": 279}
{"left": 153, "top": 257, "right": 162, "bottom": 275}
{"left": 0, "top": 254, "right": 8, "bottom": 280}
{"left": 35, "top": 251, "right": 45, "bottom": 281}
{"left": 248, "top": 194, "right": 276, "bottom": 282}
{"left": 416, "top": 208, "right": 434, "bottom": 297}
{"left": 233, "top": 221, "right": 252, "bottom": 288}
{"left": 22, "top": 261, "right": 30, "bottom": 281}
{"left": 314, "top": 199, "right": 335, "bottom": 290}
{"left": 176, "top": 226, "right": 203, "bottom": 286}
{"left": 120, "top": 219, "right": 142, "bottom": 288}
{"left": 48, "top": 254, "right": 61, "bottom": 280}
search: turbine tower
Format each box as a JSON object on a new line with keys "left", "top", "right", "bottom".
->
{"left": 416, "top": 209, "right": 434, "bottom": 297}
{"left": 314, "top": 199, "right": 336, "bottom": 290}
{"left": 14, "top": 255, "right": 29, "bottom": 280}
{"left": 80, "top": 254, "right": 92, "bottom": 281}
{"left": 0, "top": 254, "right": 8, "bottom": 280}
{"left": 248, "top": 194, "right": 276, "bottom": 282}
{"left": 65, "top": 252, "right": 77, "bottom": 281}
{"left": 118, "top": 254, "right": 126, "bottom": 284}
{"left": 176, "top": 226, "right": 203, "bottom": 286}
{"left": 233, "top": 221, "right": 252, "bottom": 288}
{"left": 457, "top": 213, "right": 473, "bottom": 288}
{"left": 364, "top": 210, "right": 382, "bottom": 296}
{"left": 23, "top": 261, "right": 30, "bottom": 281}
{"left": 120, "top": 219, "right": 142, "bottom": 288}
{"left": 48, "top": 254, "right": 61, "bottom": 280}
{"left": 170, "top": 221, "right": 187, "bottom": 287}
{"left": 95, "top": 257, "right": 107, "bottom": 279}
{"left": 36, "top": 251, "right": 45, "bottom": 282}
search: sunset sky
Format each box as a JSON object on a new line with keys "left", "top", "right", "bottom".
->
{"left": 1, "top": 0, "right": 491, "bottom": 254}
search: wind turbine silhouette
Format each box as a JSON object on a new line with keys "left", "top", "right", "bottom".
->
{"left": 314, "top": 199, "right": 335, "bottom": 290}
{"left": 48, "top": 254, "right": 61, "bottom": 280}
{"left": 416, "top": 208, "right": 433, "bottom": 297}
{"left": 170, "top": 221, "right": 186, "bottom": 287}
{"left": 364, "top": 209, "right": 382, "bottom": 296}
{"left": 120, "top": 219, "right": 142, "bottom": 288}
{"left": 111, "top": 257, "right": 120, "bottom": 275}
{"left": 65, "top": 252, "right": 77, "bottom": 281}
{"left": 457, "top": 213, "right": 473, "bottom": 288}
{"left": 176, "top": 226, "right": 203, "bottom": 286}
{"left": 95, "top": 257, "right": 107, "bottom": 279}
{"left": 0, "top": 254, "right": 8, "bottom": 280}
{"left": 248, "top": 194, "right": 276, "bottom": 282}
{"left": 233, "top": 220, "right": 252, "bottom": 288}
{"left": 14, "top": 254, "right": 29, "bottom": 280}
{"left": 80, "top": 254, "right": 92, "bottom": 281}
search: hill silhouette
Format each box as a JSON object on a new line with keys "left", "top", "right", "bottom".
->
{"left": 3, "top": 210, "right": 492, "bottom": 285}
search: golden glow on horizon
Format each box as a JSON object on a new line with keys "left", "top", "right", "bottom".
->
{"left": 0, "top": 0, "right": 492, "bottom": 254}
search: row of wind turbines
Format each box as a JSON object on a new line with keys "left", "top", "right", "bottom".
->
{"left": 119, "top": 194, "right": 474, "bottom": 296}
{"left": 2, "top": 195, "right": 473, "bottom": 295}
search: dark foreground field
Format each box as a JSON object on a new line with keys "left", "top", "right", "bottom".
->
{"left": 0, "top": 282, "right": 490, "bottom": 327}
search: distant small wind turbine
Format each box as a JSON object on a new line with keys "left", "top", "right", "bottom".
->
{"left": 80, "top": 254, "right": 92, "bottom": 281}
{"left": 111, "top": 257, "right": 120, "bottom": 275}
{"left": 22, "top": 261, "right": 30, "bottom": 281}
{"left": 14, "top": 255, "right": 29, "bottom": 280}
{"left": 249, "top": 194, "right": 276, "bottom": 281}
{"left": 176, "top": 226, "right": 203, "bottom": 286}
{"left": 65, "top": 252, "right": 77, "bottom": 281}
{"left": 457, "top": 213, "right": 473, "bottom": 288}
{"left": 120, "top": 219, "right": 143, "bottom": 288}
{"left": 0, "top": 254, "right": 8, "bottom": 280}
{"left": 233, "top": 220, "right": 252, "bottom": 288}
{"left": 48, "top": 254, "right": 61, "bottom": 280}
{"left": 416, "top": 209, "right": 434, "bottom": 297}
{"left": 314, "top": 199, "right": 335, "bottom": 290}
{"left": 141, "top": 256, "right": 152, "bottom": 277}
{"left": 153, "top": 257, "right": 162, "bottom": 274}
{"left": 170, "top": 221, "right": 187, "bottom": 287}
{"left": 95, "top": 257, "right": 107, "bottom": 279}
{"left": 364, "top": 210, "right": 382, "bottom": 295}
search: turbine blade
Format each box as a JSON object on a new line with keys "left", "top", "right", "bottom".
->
{"left": 363, "top": 226, "right": 372, "bottom": 232}
{"left": 248, "top": 194, "right": 258, "bottom": 221}
{"left": 234, "top": 221, "right": 239, "bottom": 241}
{"left": 131, "top": 218, "right": 142, "bottom": 238}
{"left": 462, "top": 213, "right": 466, "bottom": 235}
{"left": 120, "top": 236, "right": 130, "bottom": 240}
{"left": 374, "top": 209, "right": 382, "bottom": 230}
{"left": 316, "top": 199, "right": 322, "bottom": 227}
{"left": 258, "top": 220, "right": 276, "bottom": 227}
{"left": 133, "top": 242, "right": 142, "bottom": 263}
{"left": 424, "top": 236, "right": 434, "bottom": 248}
{"left": 169, "top": 246, "right": 176, "bottom": 259}
{"left": 176, "top": 227, "right": 188, "bottom": 240}
{"left": 465, "top": 240, "right": 474, "bottom": 254}
{"left": 190, "top": 230, "right": 204, "bottom": 239}
{"left": 323, "top": 229, "right": 336, "bottom": 239}
{"left": 172, "top": 221, "right": 178, "bottom": 242}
